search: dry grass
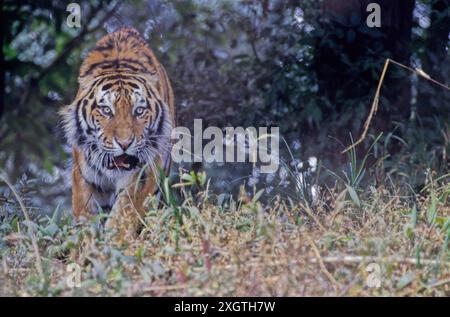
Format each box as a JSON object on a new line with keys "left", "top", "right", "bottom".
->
{"left": 1, "top": 171, "right": 449, "bottom": 297}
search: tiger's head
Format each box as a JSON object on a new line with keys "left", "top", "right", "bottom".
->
{"left": 62, "top": 78, "right": 171, "bottom": 176}
{"left": 60, "top": 28, "right": 172, "bottom": 178}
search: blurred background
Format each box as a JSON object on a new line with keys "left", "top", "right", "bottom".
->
{"left": 1, "top": 0, "right": 449, "bottom": 216}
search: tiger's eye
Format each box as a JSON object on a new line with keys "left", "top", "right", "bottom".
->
{"left": 101, "top": 106, "right": 112, "bottom": 115}
{"left": 135, "top": 107, "right": 145, "bottom": 116}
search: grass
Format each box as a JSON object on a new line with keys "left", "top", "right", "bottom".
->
{"left": 0, "top": 162, "right": 449, "bottom": 297}
{"left": 1, "top": 132, "right": 450, "bottom": 297}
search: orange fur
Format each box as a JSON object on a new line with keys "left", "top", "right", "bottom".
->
{"left": 60, "top": 27, "right": 175, "bottom": 242}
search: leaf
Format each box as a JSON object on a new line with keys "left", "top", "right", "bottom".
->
{"left": 181, "top": 172, "right": 194, "bottom": 183}
{"left": 3, "top": 44, "right": 17, "bottom": 60}
{"left": 345, "top": 185, "right": 361, "bottom": 207}
{"left": 43, "top": 222, "right": 59, "bottom": 237}
{"left": 135, "top": 245, "right": 145, "bottom": 262}
{"left": 396, "top": 272, "right": 415, "bottom": 290}
{"left": 403, "top": 224, "right": 414, "bottom": 240}
{"left": 217, "top": 193, "right": 227, "bottom": 207}
{"left": 410, "top": 205, "right": 418, "bottom": 227}
{"left": 427, "top": 193, "right": 437, "bottom": 225}
{"left": 197, "top": 171, "right": 207, "bottom": 187}
{"left": 23, "top": 220, "right": 39, "bottom": 233}
{"left": 51, "top": 203, "right": 61, "bottom": 223}
{"left": 11, "top": 217, "right": 19, "bottom": 232}
{"left": 251, "top": 189, "right": 264, "bottom": 206}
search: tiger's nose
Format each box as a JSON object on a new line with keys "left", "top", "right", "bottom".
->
{"left": 115, "top": 136, "right": 134, "bottom": 151}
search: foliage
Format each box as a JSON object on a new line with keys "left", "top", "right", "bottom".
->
{"left": 2, "top": 1, "right": 449, "bottom": 186}
{"left": 0, "top": 169, "right": 449, "bottom": 296}
{"left": 1, "top": 0, "right": 449, "bottom": 297}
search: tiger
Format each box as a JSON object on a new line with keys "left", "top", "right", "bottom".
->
{"left": 60, "top": 27, "right": 175, "bottom": 243}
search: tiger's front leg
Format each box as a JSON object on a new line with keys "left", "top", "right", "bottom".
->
{"left": 72, "top": 148, "right": 97, "bottom": 221}
{"left": 105, "top": 166, "right": 159, "bottom": 244}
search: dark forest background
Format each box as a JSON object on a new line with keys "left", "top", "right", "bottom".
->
{"left": 1, "top": 0, "right": 449, "bottom": 214}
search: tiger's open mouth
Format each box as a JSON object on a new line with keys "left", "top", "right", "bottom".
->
{"left": 109, "top": 154, "right": 139, "bottom": 170}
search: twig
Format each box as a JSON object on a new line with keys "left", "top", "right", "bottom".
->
{"left": 214, "top": 254, "right": 450, "bottom": 269}
{"left": 425, "top": 278, "right": 450, "bottom": 289}
{"left": 21, "top": 1, "right": 122, "bottom": 105}
{"left": 299, "top": 202, "right": 327, "bottom": 232}
{"left": 311, "top": 255, "right": 450, "bottom": 267}
{"left": 390, "top": 59, "right": 450, "bottom": 91}
{"left": 305, "top": 233, "right": 340, "bottom": 287}
{"left": 342, "top": 58, "right": 450, "bottom": 154}
{"left": 141, "top": 284, "right": 188, "bottom": 293}
{"left": 341, "top": 58, "right": 389, "bottom": 154}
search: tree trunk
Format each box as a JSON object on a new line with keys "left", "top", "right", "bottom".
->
{"left": 314, "top": 0, "right": 415, "bottom": 143}
{"left": 417, "top": 0, "right": 450, "bottom": 120}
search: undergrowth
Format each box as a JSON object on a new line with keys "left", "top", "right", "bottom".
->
{"left": 0, "top": 138, "right": 449, "bottom": 296}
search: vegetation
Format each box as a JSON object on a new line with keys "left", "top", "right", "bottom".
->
{"left": 1, "top": 0, "right": 449, "bottom": 296}
{"left": 1, "top": 164, "right": 449, "bottom": 296}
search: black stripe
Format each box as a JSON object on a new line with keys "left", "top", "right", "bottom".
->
{"left": 156, "top": 103, "right": 165, "bottom": 135}
{"left": 81, "top": 60, "right": 113, "bottom": 78}
{"left": 93, "top": 43, "right": 113, "bottom": 53}
{"left": 81, "top": 103, "right": 95, "bottom": 135}
{"left": 131, "top": 76, "right": 158, "bottom": 99}
{"left": 144, "top": 52, "right": 154, "bottom": 66}
{"left": 75, "top": 101, "right": 86, "bottom": 145}
{"left": 82, "top": 57, "right": 147, "bottom": 78}
{"left": 127, "top": 81, "right": 139, "bottom": 89}
{"left": 118, "top": 62, "right": 140, "bottom": 72}
{"left": 102, "top": 83, "right": 113, "bottom": 91}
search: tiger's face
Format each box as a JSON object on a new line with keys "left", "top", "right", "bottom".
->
{"left": 93, "top": 81, "right": 166, "bottom": 171}
{"left": 64, "top": 78, "right": 171, "bottom": 177}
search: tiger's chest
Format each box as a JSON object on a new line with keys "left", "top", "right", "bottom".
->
{"left": 80, "top": 162, "right": 136, "bottom": 212}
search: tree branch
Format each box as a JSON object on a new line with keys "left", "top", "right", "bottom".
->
{"left": 20, "top": 1, "right": 122, "bottom": 105}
